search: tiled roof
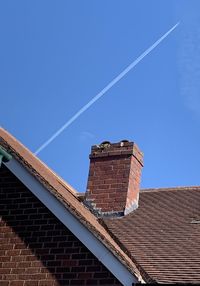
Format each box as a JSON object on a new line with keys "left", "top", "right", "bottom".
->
{"left": 103, "top": 187, "right": 200, "bottom": 283}
{"left": 2, "top": 128, "right": 200, "bottom": 283}
{"left": 0, "top": 128, "right": 144, "bottom": 283}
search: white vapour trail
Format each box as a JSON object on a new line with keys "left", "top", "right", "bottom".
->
{"left": 35, "top": 22, "right": 180, "bottom": 155}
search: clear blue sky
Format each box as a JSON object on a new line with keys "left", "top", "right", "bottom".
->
{"left": 1, "top": 1, "right": 200, "bottom": 192}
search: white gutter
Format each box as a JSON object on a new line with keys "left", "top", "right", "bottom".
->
{"left": 5, "top": 158, "right": 138, "bottom": 286}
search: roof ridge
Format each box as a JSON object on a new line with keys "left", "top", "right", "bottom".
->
{"left": 140, "top": 186, "right": 200, "bottom": 193}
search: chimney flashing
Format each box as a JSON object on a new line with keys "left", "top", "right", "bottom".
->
{"left": 84, "top": 197, "right": 124, "bottom": 218}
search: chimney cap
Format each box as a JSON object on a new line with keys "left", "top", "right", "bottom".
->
{"left": 90, "top": 140, "right": 143, "bottom": 166}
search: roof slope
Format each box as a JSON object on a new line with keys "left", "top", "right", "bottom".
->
{"left": 0, "top": 128, "right": 145, "bottom": 283}
{"left": 103, "top": 187, "right": 200, "bottom": 283}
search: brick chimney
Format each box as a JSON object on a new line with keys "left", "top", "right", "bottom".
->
{"left": 84, "top": 140, "right": 143, "bottom": 217}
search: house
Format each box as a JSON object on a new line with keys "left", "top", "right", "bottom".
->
{"left": 0, "top": 127, "right": 200, "bottom": 285}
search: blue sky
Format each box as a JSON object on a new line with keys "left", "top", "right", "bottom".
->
{"left": 1, "top": 1, "right": 200, "bottom": 192}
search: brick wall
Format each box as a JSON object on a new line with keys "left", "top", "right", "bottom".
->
{"left": 0, "top": 164, "right": 122, "bottom": 286}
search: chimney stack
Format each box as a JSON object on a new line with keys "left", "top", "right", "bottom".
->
{"left": 84, "top": 140, "right": 143, "bottom": 217}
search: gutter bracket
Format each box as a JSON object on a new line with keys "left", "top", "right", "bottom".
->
{"left": 0, "top": 146, "right": 12, "bottom": 167}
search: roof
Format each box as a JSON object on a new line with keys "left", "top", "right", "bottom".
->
{"left": 0, "top": 127, "right": 145, "bottom": 283}
{"left": 103, "top": 186, "right": 200, "bottom": 283}
{"left": 2, "top": 128, "right": 200, "bottom": 284}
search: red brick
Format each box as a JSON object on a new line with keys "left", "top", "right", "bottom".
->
{"left": 38, "top": 281, "right": 54, "bottom": 286}
{"left": 2, "top": 262, "right": 16, "bottom": 268}
{"left": 0, "top": 268, "right": 11, "bottom": 274}
{"left": 11, "top": 268, "right": 26, "bottom": 274}
{"left": 11, "top": 256, "right": 25, "bottom": 262}
{"left": 0, "top": 282, "right": 9, "bottom": 286}
{"left": 24, "top": 281, "right": 38, "bottom": 286}
{"left": 9, "top": 281, "right": 24, "bottom": 286}
{"left": 0, "top": 256, "right": 10, "bottom": 262}
{"left": 6, "top": 250, "right": 20, "bottom": 256}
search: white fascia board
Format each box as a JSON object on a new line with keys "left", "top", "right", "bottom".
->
{"left": 4, "top": 158, "right": 139, "bottom": 286}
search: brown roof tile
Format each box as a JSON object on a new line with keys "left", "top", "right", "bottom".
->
{"left": 0, "top": 127, "right": 144, "bottom": 282}
{"left": 103, "top": 187, "right": 200, "bottom": 283}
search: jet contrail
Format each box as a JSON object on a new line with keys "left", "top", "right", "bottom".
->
{"left": 35, "top": 22, "right": 180, "bottom": 155}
